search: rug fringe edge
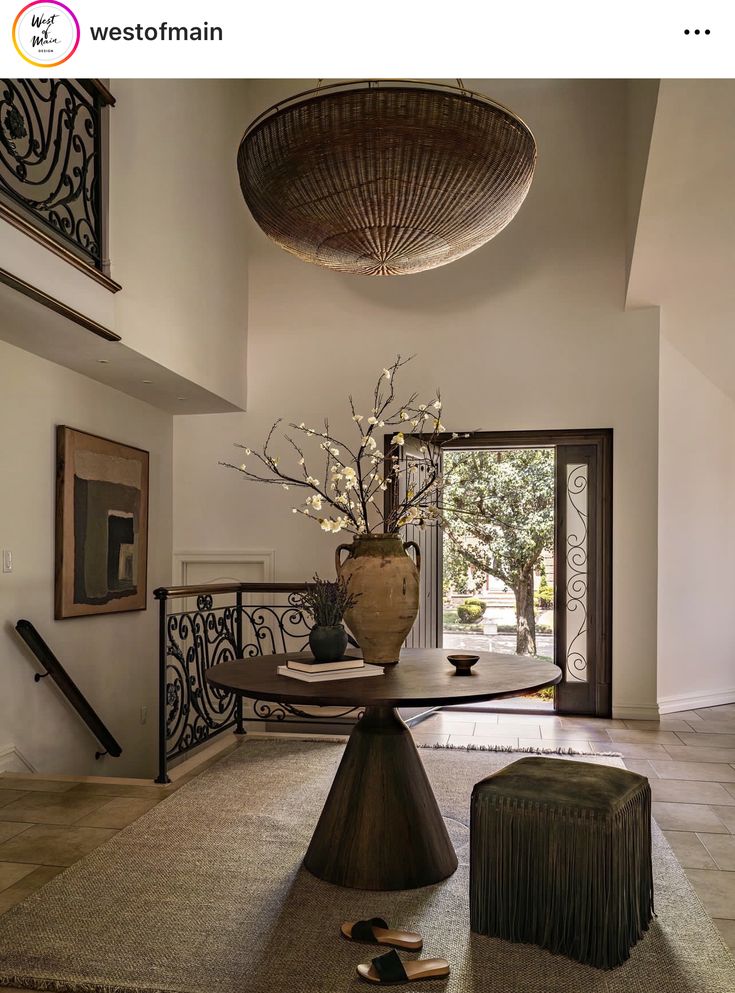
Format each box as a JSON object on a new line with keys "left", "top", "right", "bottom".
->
{"left": 415, "top": 742, "right": 623, "bottom": 757}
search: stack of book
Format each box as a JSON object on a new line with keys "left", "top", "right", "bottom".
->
{"left": 276, "top": 655, "right": 382, "bottom": 682}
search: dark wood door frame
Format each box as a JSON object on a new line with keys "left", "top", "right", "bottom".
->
{"left": 387, "top": 429, "right": 613, "bottom": 718}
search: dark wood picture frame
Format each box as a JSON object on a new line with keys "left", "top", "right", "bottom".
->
{"left": 55, "top": 426, "right": 149, "bottom": 619}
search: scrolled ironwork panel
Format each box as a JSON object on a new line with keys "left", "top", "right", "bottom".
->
{"left": 0, "top": 79, "right": 103, "bottom": 266}
{"left": 565, "top": 464, "right": 589, "bottom": 682}
{"left": 163, "top": 593, "right": 359, "bottom": 764}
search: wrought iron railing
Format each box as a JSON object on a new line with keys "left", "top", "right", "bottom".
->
{"left": 153, "top": 582, "right": 361, "bottom": 783}
{"left": 0, "top": 79, "right": 111, "bottom": 270}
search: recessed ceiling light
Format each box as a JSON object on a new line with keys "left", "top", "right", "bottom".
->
{"left": 97, "top": 358, "right": 109, "bottom": 364}
{"left": 142, "top": 379, "right": 153, "bottom": 384}
{"left": 177, "top": 396, "right": 187, "bottom": 401}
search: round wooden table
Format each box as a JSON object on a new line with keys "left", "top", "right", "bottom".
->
{"left": 206, "top": 648, "right": 561, "bottom": 891}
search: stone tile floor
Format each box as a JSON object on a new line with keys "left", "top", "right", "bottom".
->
{"left": 0, "top": 704, "right": 734, "bottom": 964}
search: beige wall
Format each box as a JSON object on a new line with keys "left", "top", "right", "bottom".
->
{"left": 174, "top": 79, "right": 661, "bottom": 718}
{"left": 657, "top": 335, "right": 735, "bottom": 711}
{"left": 0, "top": 339, "right": 172, "bottom": 777}
{"left": 109, "top": 79, "right": 250, "bottom": 408}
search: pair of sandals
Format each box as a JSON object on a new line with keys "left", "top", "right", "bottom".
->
{"left": 341, "top": 917, "right": 450, "bottom": 984}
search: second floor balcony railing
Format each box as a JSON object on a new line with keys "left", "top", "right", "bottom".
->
{"left": 0, "top": 78, "right": 112, "bottom": 272}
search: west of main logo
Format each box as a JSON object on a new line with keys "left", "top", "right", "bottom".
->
{"left": 13, "top": 0, "right": 79, "bottom": 67}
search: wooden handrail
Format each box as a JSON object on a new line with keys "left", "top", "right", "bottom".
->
{"left": 153, "top": 582, "right": 308, "bottom": 600}
{"left": 15, "top": 619, "right": 122, "bottom": 760}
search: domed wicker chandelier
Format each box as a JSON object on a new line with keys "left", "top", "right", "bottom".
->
{"left": 237, "top": 80, "right": 537, "bottom": 276}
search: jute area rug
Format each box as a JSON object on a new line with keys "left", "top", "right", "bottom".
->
{"left": 0, "top": 739, "right": 733, "bottom": 993}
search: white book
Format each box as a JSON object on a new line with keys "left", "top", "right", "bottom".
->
{"left": 276, "top": 664, "right": 383, "bottom": 683}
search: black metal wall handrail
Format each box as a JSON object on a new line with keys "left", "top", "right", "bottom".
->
{"left": 15, "top": 619, "right": 122, "bottom": 760}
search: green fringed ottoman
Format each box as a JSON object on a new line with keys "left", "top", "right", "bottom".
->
{"left": 470, "top": 756, "right": 654, "bottom": 969}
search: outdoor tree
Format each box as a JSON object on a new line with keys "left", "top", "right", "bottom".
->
{"left": 442, "top": 449, "right": 554, "bottom": 655}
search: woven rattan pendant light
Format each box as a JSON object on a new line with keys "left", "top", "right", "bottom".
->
{"left": 238, "top": 80, "right": 536, "bottom": 276}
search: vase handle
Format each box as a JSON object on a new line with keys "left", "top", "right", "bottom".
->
{"left": 335, "top": 543, "right": 353, "bottom": 574}
{"left": 404, "top": 540, "right": 421, "bottom": 573}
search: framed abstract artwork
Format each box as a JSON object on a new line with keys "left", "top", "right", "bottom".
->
{"left": 55, "top": 427, "right": 149, "bottom": 619}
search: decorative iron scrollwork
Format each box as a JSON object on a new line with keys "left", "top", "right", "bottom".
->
{"left": 565, "top": 464, "right": 589, "bottom": 682}
{"left": 0, "top": 79, "right": 104, "bottom": 267}
{"left": 162, "top": 592, "right": 359, "bottom": 769}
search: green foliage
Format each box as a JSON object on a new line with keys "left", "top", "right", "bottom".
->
{"left": 457, "top": 601, "right": 485, "bottom": 624}
{"left": 442, "top": 448, "right": 554, "bottom": 653}
{"left": 296, "top": 574, "right": 360, "bottom": 627}
{"left": 535, "top": 582, "right": 554, "bottom": 610}
{"left": 443, "top": 449, "right": 554, "bottom": 592}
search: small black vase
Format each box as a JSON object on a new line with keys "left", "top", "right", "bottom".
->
{"left": 309, "top": 624, "right": 348, "bottom": 663}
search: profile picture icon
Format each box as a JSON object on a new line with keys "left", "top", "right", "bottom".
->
{"left": 13, "top": 1, "right": 79, "bottom": 67}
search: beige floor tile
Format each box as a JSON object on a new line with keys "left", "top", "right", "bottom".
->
{"left": 622, "top": 759, "right": 659, "bottom": 778}
{"left": 0, "top": 861, "right": 38, "bottom": 893}
{"left": 623, "top": 719, "right": 696, "bottom": 732}
{"left": 650, "top": 779, "right": 735, "bottom": 805}
{"left": 651, "top": 802, "right": 729, "bottom": 833}
{"left": 448, "top": 735, "right": 520, "bottom": 748}
{"left": 417, "top": 719, "right": 476, "bottom": 736}
{"left": 0, "top": 824, "right": 117, "bottom": 866}
{"left": 518, "top": 738, "right": 595, "bottom": 751}
{"left": 685, "top": 868, "right": 735, "bottom": 919}
{"left": 675, "top": 733, "right": 735, "bottom": 749}
{"left": 0, "top": 822, "right": 34, "bottom": 844}
{"left": 711, "top": 806, "right": 735, "bottom": 833}
{"left": 663, "top": 745, "right": 735, "bottom": 764}
{"left": 66, "top": 782, "right": 171, "bottom": 799}
{"left": 479, "top": 725, "right": 541, "bottom": 738}
{"left": 590, "top": 741, "right": 667, "bottom": 759}
{"left": 662, "top": 831, "right": 717, "bottom": 869}
{"left": 539, "top": 727, "right": 606, "bottom": 741}
{"left": 606, "top": 729, "right": 681, "bottom": 745}
{"left": 0, "top": 791, "right": 110, "bottom": 826}
{"left": 0, "top": 865, "right": 63, "bottom": 915}
{"left": 0, "top": 777, "right": 75, "bottom": 794}
{"left": 724, "top": 784, "right": 735, "bottom": 801}
{"left": 696, "top": 706, "right": 735, "bottom": 721}
{"left": 651, "top": 760, "right": 735, "bottom": 782}
{"left": 558, "top": 717, "right": 627, "bottom": 729}
{"left": 497, "top": 713, "right": 560, "bottom": 726}
{"left": 75, "top": 797, "right": 160, "bottom": 829}
{"left": 687, "top": 722, "right": 735, "bottom": 734}
{"left": 664, "top": 710, "right": 706, "bottom": 722}
{"left": 698, "top": 833, "right": 735, "bottom": 870}
{"left": 0, "top": 791, "right": 29, "bottom": 809}
{"left": 412, "top": 733, "right": 450, "bottom": 747}
{"left": 713, "top": 918, "right": 735, "bottom": 952}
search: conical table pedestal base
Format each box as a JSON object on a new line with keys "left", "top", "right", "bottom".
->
{"left": 304, "top": 706, "right": 458, "bottom": 890}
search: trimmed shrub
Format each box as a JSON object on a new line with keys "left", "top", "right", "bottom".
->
{"left": 457, "top": 600, "right": 486, "bottom": 624}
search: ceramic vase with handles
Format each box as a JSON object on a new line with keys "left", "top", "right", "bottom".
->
{"left": 335, "top": 532, "right": 421, "bottom": 665}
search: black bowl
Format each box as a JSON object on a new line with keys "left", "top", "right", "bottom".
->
{"left": 447, "top": 653, "right": 480, "bottom": 676}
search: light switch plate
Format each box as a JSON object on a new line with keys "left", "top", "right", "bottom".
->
{"left": 2, "top": 550, "right": 11, "bottom": 574}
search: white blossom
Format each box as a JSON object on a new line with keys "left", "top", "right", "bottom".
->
{"left": 352, "top": 414, "right": 364, "bottom": 422}
{"left": 391, "top": 432, "right": 405, "bottom": 446}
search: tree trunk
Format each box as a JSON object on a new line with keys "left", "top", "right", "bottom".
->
{"left": 514, "top": 571, "right": 537, "bottom": 655}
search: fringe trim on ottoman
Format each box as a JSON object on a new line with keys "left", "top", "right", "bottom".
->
{"left": 470, "top": 777, "right": 654, "bottom": 969}
{"left": 416, "top": 742, "right": 623, "bottom": 757}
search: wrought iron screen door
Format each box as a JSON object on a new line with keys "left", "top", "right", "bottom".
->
{"left": 554, "top": 441, "right": 612, "bottom": 716}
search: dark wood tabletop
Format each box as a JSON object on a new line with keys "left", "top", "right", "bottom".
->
{"left": 206, "top": 648, "right": 562, "bottom": 708}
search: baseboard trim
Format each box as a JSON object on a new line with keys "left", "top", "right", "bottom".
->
{"left": 0, "top": 744, "right": 36, "bottom": 774}
{"left": 612, "top": 704, "right": 661, "bottom": 720}
{"left": 657, "top": 687, "right": 735, "bottom": 715}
